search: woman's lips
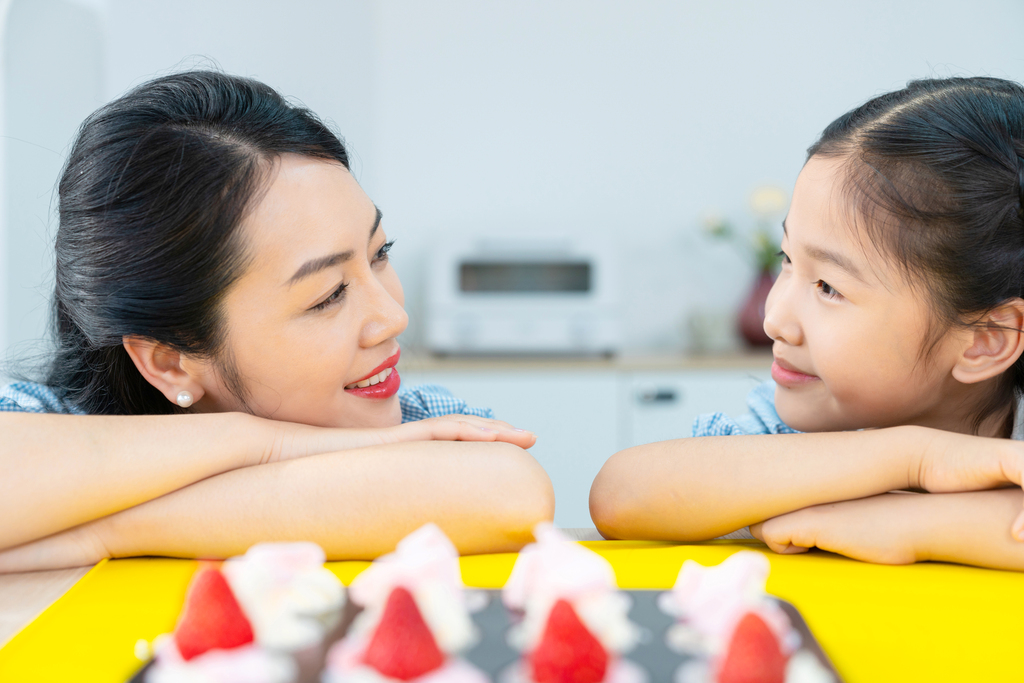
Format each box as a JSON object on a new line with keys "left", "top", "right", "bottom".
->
{"left": 771, "top": 359, "right": 819, "bottom": 388}
{"left": 345, "top": 367, "right": 401, "bottom": 399}
{"left": 344, "top": 350, "right": 401, "bottom": 399}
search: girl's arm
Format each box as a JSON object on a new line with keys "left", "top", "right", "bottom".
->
{"left": 589, "top": 426, "right": 1024, "bottom": 541}
{"left": 0, "top": 440, "right": 554, "bottom": 572}
{"left": 0, "top": 412, "right": 534, "bottom": 550}
{"left": 750, "top": 489, "right": 1024, "bottom": 571}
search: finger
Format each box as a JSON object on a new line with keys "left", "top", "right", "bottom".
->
{"left": 775, "top": 543, "right": 810, "bottom": 555}
{"left": 749, "top": 522, "right": 765, "bottom": 541}
{"left": 1013, "top": 509, "right": 1024, "bottom": 542}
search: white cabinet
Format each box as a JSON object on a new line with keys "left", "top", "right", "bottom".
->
{"left": 401, "top": 362, "right": 771, "bottom": 528}
{"left": 623, "top": 370, "right": 769, "bottom": 447}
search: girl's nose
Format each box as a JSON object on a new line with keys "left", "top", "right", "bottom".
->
{"left": 762, "top": 275, "right": 803, "bottom": 346}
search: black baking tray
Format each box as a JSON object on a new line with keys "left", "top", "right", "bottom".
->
{"left": 129, "top": 591, "right": 841, "bottom": 683}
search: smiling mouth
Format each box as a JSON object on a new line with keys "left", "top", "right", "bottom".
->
{"left": 771, "top": 358, "right": 819, "bottom": 387}
{"left": 344, "top": 367, "right": 394, "bottom": 390}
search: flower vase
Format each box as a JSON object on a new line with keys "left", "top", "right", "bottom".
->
{"left": 738, "top": 269, "right": 775, "bottom": 347}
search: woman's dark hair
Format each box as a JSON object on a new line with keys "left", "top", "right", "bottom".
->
{"left": 809, "top": 76, "right": 1024, "bottom": 431}
{"left": 48, "top": 70, "right": 349, "bottom": 414}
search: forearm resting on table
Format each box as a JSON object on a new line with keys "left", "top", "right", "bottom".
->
{"left": 590, "top": 427, "right": 924, "bottom": 541}
{"left": 914, "top": 489, "right": 1024, "bottom": 571}
{"left": 0, "top": 441, "right": 555, "bottom": 572}
{"left": 0, "top": 411, "right": 273, "bottom": 549}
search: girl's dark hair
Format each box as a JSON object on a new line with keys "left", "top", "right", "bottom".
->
{"left": 809, "top": 76, "right": 1024, "bottom": 431}
{"left": 48, "top": 70, "right": 349, "bottom": 414}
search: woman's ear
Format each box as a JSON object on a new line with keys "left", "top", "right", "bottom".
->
{"left": 122, "top": 336, "right": 205, "bottom": 408}
{"left": 951, "top": 299, "right": 1024, "bottom": 385}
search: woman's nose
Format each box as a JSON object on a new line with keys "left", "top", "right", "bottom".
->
{"left": 762, "top": 275, "right": 803, "bottom": 346}
{"left": 359, "top": 275, "right": 409, "bottom": 348}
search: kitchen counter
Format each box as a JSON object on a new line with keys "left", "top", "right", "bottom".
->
{"left": 400, "top": 350, "right": 774, "bottom": 373}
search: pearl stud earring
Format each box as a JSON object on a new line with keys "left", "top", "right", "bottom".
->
{"left": 176, "top": 391, "right": 194, "bottom": 408}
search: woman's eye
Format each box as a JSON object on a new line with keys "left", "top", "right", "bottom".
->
{"left": 311, "top": 282, "right": 347, "bottom": 311}
{"left": 374, "top": 240, "right": 395, "bottom": 264}
{"left": 817, "top": 280, "right": 842, "bottom": 300}
{"left": 776, "top": 250, "right": 791, "bottom": 265}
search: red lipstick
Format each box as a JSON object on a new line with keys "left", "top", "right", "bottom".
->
{"left": 345, "top": 350, "right": 401, "bottom": 399}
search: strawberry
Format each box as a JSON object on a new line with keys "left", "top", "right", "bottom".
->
{"left": 362, "top": 586, "right": 446, "bottom": 680}
{"left": 717, "top": 612, "right": 787, "bottom": 683}
{"left": 174, "top": 567, "right": 254, "bottom": 661}
{"left": 529, "top": 598, "right": 608, "bottom": 683}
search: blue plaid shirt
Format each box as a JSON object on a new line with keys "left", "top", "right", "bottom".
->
{"left": 691, "top": 380, "right": 800, "bottom": 437}
{"left": 0, "top": 381, "right": 493, "bottom": 422}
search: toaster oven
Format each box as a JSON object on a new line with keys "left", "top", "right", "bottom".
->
{"left": 424, "top": 237, "right": 621, "bottom": 355}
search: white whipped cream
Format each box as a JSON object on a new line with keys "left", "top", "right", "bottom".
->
{"left": 147, "top": 636, "right": 296, "bottom": 683}
{"left": 222, "top": 541, "right": 345, "bottom": 652}
{"left": 503, "top": 523, "right": 641, "bottom": 655}
{"left": 345, "top": 523, "right": 478, "bottom": 655}
{"left": 323, "top": 653, "right": 488, "bottom": 683}
{"left": 660, "top": 551, "right": 797, "bottom": 657}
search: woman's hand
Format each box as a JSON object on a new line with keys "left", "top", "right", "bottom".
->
{"left": 749, "top": 493, "right": 924, "bottom": 565}
{"left": 381, "top": 415, "right": 537, "bottom": 448}
{"left": 265, "top": 414, "right": 536, "bottom": 463}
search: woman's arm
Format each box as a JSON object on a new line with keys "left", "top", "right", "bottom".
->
{"left": 0, "top": 440, "right": 554, "bottom": 572}
{"left": 589, "top": 426, "right": 1024, "bottom": 541}
{"left": 750, "top": 489, "right": 1024, "bottom": 571}
{"left": 1, "top": 411, "right": 535, "bottom": 550}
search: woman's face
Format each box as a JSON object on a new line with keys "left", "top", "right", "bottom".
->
{"left": 193, "top": 153, "right": 408, "bottom": 428}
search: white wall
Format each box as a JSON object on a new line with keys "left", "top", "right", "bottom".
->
{"left": 4, "top": 0, "right": 1024, "bottom": 362}
{"left": 2, "top": 0, "right": 102, "bottom": 379}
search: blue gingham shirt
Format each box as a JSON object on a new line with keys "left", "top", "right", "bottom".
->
{"left": 0, "top": 381, "right": 493, "bottom": 422}
{"left": 692, "top": 380, "right": 800, "bottom": 437}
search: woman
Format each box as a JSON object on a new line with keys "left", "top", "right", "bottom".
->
{"left": 0, "top": 71, "right": 554, "bottom": 572}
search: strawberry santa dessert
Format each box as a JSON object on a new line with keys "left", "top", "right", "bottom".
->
{"left": 322, "top": 523, "right": 488, "bottom": 683}
{"left": 222, "top": 541, "right": 347, "bottom": 653}
{"left": 501, "top": 524, "right": 645, "bottom": 683}
{"left": 146, "top": 565, "right": 297, "bottom": 683}
{"left": 659, "top": 551, "right": 834, "bottom": 683}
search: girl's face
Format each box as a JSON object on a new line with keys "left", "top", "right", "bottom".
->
{"left": 765, "top": 155, "right": 971, "bottom": 433}
{"left": 192, "top": 154, "right": 408, "bottom": 428}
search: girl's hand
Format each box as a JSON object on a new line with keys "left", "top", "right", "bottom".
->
{"left": 265, "top": 414, "right": 536, "bottom": 463}
{"left": 910, "top": 428, "right": 1024, "bottom": 539}
{"left": 749, "top": 493, "right": 923, "bottom": 565}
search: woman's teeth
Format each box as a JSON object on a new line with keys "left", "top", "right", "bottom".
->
{"left": 345, "top": 367, "right": 392, "bottom": 390}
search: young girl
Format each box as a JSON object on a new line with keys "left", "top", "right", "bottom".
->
{"left": 590, "top": 76, "right": 1024, "bottom": 571}
{"left": 0, "top": 71, "right": 553, "bottom": 572}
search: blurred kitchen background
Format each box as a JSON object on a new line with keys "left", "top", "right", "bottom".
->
{"left": 3, "top": 0, "right": 1024, "bottom": 525}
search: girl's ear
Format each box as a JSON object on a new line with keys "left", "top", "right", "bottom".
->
{"left": 951, "top": 299, "right": 1024, "bottom": 385}
{"left": 122, "top": 336, "right": 206, "bottom": 407}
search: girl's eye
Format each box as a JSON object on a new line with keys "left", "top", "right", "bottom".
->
{"left": 817, "top": 280, "right": 843, "bottom": 300}
{"left": 311, "top": 282, "right": 348, "bottom": 312}
{"left": 776, "top": 250, "right": 791, "bottom": 265}
{"left": 374, "top": 240, "right": 395, "bottom": 264}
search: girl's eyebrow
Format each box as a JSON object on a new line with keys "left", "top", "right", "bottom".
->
{"left": 783, "top": 220, "right": 864, "bottom": 281}
{"left": 285, "top": 206, "right": 382, "bottom": 287}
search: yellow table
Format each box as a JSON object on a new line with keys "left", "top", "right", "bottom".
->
{"left": 0, "top": 541, "right": 1019, "bottom": 682}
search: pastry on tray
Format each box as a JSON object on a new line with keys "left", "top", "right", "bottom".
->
{"left": 144, "top": 542, "right": 346, "bottom": 683}
{"left": 132, "top": 530, "right": 841, "bottom": 683}
{"left": 322, "top": 523, "right": 489, "bottom": 683}
{"left": 659, "top": 551, "right": 835, "bottom": 683}
{"left": 500, "top": 524, "right": 645, "bottom": 683}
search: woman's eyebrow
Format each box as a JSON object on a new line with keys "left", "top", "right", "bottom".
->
{"left": 286, "top": 206, "right": 383, "bottom": 287}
